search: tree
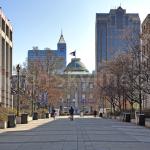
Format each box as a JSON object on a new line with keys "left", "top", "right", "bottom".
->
{"left": 19, "top": 49, "right": 65, "bottom": 114}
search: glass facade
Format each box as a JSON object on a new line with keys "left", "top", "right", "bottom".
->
{"left": 96, "top": 7, "right": 141, "bottom": 71}
{"left": 28, "top": 34, "right": 66, "bottom": 74}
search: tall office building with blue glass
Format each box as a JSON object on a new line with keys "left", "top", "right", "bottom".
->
{"left": 28, "top": 33, "right": 66, "bottom": 74}
{"left": 95, "top": 7, "right": 140, "bottom": 72}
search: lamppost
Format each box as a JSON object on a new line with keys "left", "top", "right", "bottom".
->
{"left": 16, "top": 64, "right": 20, "bottom": 116}
{"left": 82, "top": 94, "right": 85, "bottom": 113}
{"left": 121, "top": 75, "right": 127, "bottom": 112}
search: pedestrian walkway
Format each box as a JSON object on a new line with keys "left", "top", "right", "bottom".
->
{"left": 0, "top": 118, "right": 54, "bottom": 134}
{"left": 0, "top": 117, "right": 150, "bottom": 150}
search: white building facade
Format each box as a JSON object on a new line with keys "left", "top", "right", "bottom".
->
{"left": 0, "top": 9, "right": 13, "bottom": 107}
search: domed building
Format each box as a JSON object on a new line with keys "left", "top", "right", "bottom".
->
{"left": 64, "top": 58, "right": 89, "bottom": 74}
{"left": 61, "top": 58, "right": 95, "bottom": 114}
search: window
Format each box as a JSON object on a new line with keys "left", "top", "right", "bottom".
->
{"left": 82, "top": 83, "right": 86, "bottom": 91}
{"left": 89, "top": 94, "right": 93, "bottom": 99}
{"left": 2, "top": 18, "right": 5, "bottom": 32}
{"left": 116, "top": 11, "right": 123, "bottom": 29}
{"left": 82, "top": 94, "right": 85, "bottom": 99}
{"left": 6, "top": 25, "right": 9, "bottom": 37}
{"left": 90, "top": 83, "right": 93, "bottom": 89}
{"left": 2, "top": 38, "right": 5, "bottom": 68}
{"left": 10, "top": 47, "right": 12, "bottom": 74}
{"left": 111, "top": 16, "right": 115, "bottom": 25}
{"left": 143, "top": 45, "right": 145, "bottom": 51}
{"left": 6, "top": 42, "right": 9, "bottom": 70}
{"left": 10, "top": 30, "right": 12, "bottom": 41}
{"left": 125, "top": 16, "right": 128, "bottom": 26}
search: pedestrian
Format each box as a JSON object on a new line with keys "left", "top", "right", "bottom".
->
{"left": 69, "top": 106, "right": 74, "bottom": 121}
{"left": 51, "top": 108, "right": 56, "bottom": 120}
{"left": 93, "top": 110, "right": 97, "bottom": 117}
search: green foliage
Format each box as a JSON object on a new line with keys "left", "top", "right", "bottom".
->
{"left": 37, "top": 108, "right": 48, "bottom": 114}
{"left": 7, "top": 107, "right": 17, "bottom": 115}
{"left": 0, "top": 107, "right": 8, "bottom": 121}
{"left": 0, "top": 107, "right": 17, "bottom": 121}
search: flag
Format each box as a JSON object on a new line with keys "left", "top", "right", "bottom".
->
{"left": 70, "top": 50, "right": 76, "bottom": 56}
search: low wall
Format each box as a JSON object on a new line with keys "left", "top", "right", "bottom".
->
{"left": 145, "top": 118, "right": 150, "bottom": 128}
{"left": 28, "top": 116, "right": 33, "bottom": 122}
{"left": 113, "top": 116, "right": 150, "bottom": 128}
{"left": 131, "top": 118, "right": 150, "bottom": 128}
{"left": 131, "top": 119, "right": 136, "bottom": 124}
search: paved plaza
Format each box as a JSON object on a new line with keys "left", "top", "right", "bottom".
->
{"left": 0, "top": 116, "right": 150, "bottom": 150}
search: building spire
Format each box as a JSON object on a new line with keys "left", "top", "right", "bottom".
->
{"left": 58, "top": 30, "right": 65, "bottom": 43}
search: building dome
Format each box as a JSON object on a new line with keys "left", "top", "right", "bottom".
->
{"left": 64, "top": 58, "right": 89, "bottom": 74}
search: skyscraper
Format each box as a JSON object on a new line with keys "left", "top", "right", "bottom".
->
{"left": 95, "top": 7, "right": 140, "bottom": 72}
{"left": 0, "top": 8, "right": 13, "bottom": 107}
{"left": 28, "top": 33, "right": 66, "bottom": 74}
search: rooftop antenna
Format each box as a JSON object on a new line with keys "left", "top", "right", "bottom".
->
{"left": 61, "top": 28, "right": 63, "bottom": 36}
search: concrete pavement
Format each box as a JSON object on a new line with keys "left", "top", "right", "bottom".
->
{"left": 0, "top": 116, "right": 150, "bottom": 150}
{"left": 0, "top": 118, "right": 54, "bottom": 133}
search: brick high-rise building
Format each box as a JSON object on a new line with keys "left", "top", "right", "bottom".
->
{"left": 142, "top": 14, "right": 150, "bottom": 108}
{"left": 142, "top": 14, "right": 150, "bottom": 58}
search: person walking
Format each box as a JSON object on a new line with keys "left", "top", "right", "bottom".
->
{"left": 69, "top": 106, "right": 74, "bottom": 121}
{"left": 51, "top": 108, "right": 56, "bottom": 120}
{"left": 93, "top": 110, "right": 97, "bottom": 117}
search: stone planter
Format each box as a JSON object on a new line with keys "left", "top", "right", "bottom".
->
{"left": 16, "top": 116, "right": 21, "bottom": 124}
{"left": 32, "top": 112, "right": 38, "bottom": 120}
{"left": 21, "top": 113, "right": 28, "bottom": 124}
{"left": 7, "top": 114, "right": 16, "bottom": 128}
{"left": 0, "top": 120, "right": 7, "bottom": 129}
{"left": 45, "top": 113, "right": 49, "bottom": 118}
{"left": 123, "top": 113, "right": 131, "bottom": 122}
{"left": 136, "top": 114, "right": 145, "bottom": 126}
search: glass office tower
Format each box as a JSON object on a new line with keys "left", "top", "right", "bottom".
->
{"left": 95, "top": 7, "right": 140, "bottom": 72}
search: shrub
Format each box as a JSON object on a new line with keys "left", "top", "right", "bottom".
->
{"left": 0, "top": 107, "right": 8, "bottom": 121}
{"left": 0, "top": 107, "right": 17, "bottom": 121}
{"left": 37, "top": 108, "right": 48, "bottom": 114}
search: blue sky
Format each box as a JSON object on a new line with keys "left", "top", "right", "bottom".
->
{"left": 0, "top": 0, "right": 150, "bottom": 72}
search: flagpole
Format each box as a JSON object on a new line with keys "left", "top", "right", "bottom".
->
{"left": 70, "top": 50, "right": 76, "bottom": 69}
{"left": 75, "top": 50, "right": 76, "bottom": 69}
